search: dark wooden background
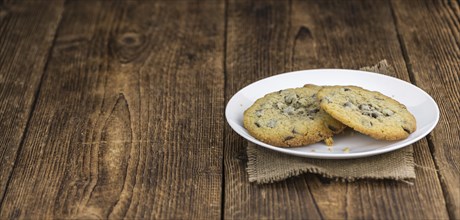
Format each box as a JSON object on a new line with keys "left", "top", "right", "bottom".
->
{"left": 0, "top": 0, "right": 458, "bottom": 219}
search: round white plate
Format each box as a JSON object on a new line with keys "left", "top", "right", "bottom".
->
{"left": 225, "top": 69, "right": 439, "bottom": 159}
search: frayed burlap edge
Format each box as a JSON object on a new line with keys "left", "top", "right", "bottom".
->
{"left": 246, "top": 143, "right": 415, "bottom": 184}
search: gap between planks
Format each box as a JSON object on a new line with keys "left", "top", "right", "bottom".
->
{"left": 0, "top": 1, "right": 66, "bottom": 209}
{"left": 388, "top": 0, "right": 452, "bottom": 219}
{"left": 221, "top": 0, "right": 229, "bottom": 219}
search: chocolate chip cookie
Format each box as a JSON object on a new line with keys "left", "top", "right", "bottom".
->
{"left": 317, "top": 85, "right": 416, "bottom": 140}
{"left": 243, "top": 84, "right": 346, "bottom": 147}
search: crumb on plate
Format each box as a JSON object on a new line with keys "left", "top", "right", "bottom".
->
{"left": 324, "top": 137, "right": 334, "bottom": 146}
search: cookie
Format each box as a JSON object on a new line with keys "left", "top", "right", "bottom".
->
{"left": 317, "top": 85, "right": 416, "bottom": 140}
{"left": 243, "top": 84, "right": 346, "bottom": 147}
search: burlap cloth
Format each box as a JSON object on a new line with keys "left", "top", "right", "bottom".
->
{"left": 246, "top": 60, "right": 416, "bottom": 184}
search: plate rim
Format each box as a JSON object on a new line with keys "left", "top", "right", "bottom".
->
{"left": 225, "top": 68, "right": 440, "bottom": 159}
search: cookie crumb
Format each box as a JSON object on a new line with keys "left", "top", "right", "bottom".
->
{"left": 327, "top": 147, "right": 333, "bottom": 152}
{"left": 342, "top": 147, "right": 350, "bottom": 153}
{"left": 311, "top": 149, "right": 316, "bottom": 152}
{"left": 324, "top": 137, "right": 334, "bottom": 146}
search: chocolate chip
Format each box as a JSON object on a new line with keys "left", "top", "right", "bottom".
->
{"left": 297, "top": 98, "right": 308, "bottom": 106}
{"left": 371, "top": 112, "right": 380, "bottom": 118}
{"left": 284, "top": 94, "right": 299, "bottom": 104}
{"left": 344, "top": 88, "right": 350, "bottom": 91}
{"left": 402, "top": 126, "right": 411, "bottom": 134}
{"left": 359, "top": 104, "right": 370, "bottom": 111}
{"left": 382, "top": 109, "right": 394, "bottom": 116}
{"left": 284, "top": 136, "right": 295, "bottom": 141}
{"left": 292, "top": 102, "right": 301, "bottom": 109}
{"left": 292, "top": 129, "right": 299, "bottom": 134}
{"left": 255, "top": 109, "right": 263, "bottom": 117}
{"left": 255, "top": 122, "right": 261, "bottom": 127}
{"left": 327, "top": 125, "right": 338, "bottom": 132}
{"left": 276, "top": 102, "right": 286, "bottom": 109}
{"left": 309, "top": 108, "right": 320, "bottom": 114}
{"left": 343, "top": 102, "right": 352, "bottom": 107}
{"left": 283, "top": 106, "right": 295, "bottom": 115}
{"left": 267, "top": 119, "right": 277, "bottom": 128}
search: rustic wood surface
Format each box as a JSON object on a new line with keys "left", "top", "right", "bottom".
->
{"left": 225, "top": 0, "right": 451, "bottom": 219}
{"left": 0, "top": 0, "right": 458, "bottom": 219}
{"left": 0, "top": 0, "right": 64, "bottom": 204}
{"left": 0, "top": 0, "right": 224, "bottom": 219}
{"left": 391, "top": 0, "right": 460, "bottom": 219}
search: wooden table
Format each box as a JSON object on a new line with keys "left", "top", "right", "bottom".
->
{"left": 0, "top": 0, "right": 458, "bottom": 219}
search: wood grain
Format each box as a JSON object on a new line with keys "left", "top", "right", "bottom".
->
{"left": 0, "top": 0, "right": 224, "bottom": 219}
{"left": 0, "top": 0, "right": 456, "bottom": 218}
{"left": 391, "top": 0, "right": 460, "bottom": 218}
{"left": 224, "top": 0, "right": 449, "bottom": 219}
{"left": 0, "top": 0, "right": 64, "bottom": 203}
{"left": 225, "top": 1, "right": 322, "bottom": 219}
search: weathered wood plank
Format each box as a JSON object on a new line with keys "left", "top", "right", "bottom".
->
{"left": 0, "top": 0, "right": 224, "bottom": 219}
{"left": 224, "top": 0, "right": 449, "bottom": 219}
{"left": 391, "top": 0, "right": 460, "bottom": 218}
{"left": 225, "top": 1, "right": 322, "bottom": 219}
{"left": 0, "top": 0, "right": 64, "bottom": 203}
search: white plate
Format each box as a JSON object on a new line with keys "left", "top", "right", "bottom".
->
{"left": 225, "top": 69, "right": 439, "bottom": 159}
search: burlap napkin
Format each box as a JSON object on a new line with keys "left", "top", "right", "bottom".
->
{"left": 246, "top": 60, "right": 416, "bottom": 184}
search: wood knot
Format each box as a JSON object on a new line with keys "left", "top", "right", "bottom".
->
{"left": 111, "top": 32, "right": 148, "bottom": 63}
{"left": 295, "top": 26, "right": 312, "bottom": 40}
{"left": 117, "top": 32, "right": 143, "bottom": 47}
